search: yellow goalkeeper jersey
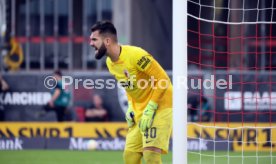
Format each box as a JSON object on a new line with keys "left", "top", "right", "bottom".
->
{"left": 106, "top": 45, "right": 172, "bottom": 116}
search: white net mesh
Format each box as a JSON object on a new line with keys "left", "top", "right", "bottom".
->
{"left": 188, "top": 0, "right": 276, "bottom": 24}
{"left": 187, "top": 0, "right": 276, "bottom": 163}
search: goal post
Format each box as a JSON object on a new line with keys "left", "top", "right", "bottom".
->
{"left": 173, "top": 0, "right": 187, "bottom": 164}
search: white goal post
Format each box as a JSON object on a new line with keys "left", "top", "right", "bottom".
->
{"left": 173, "top": 0, "right": 187, "bottom": 164}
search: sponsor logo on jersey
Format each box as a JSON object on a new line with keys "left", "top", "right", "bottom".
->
{"left": 137, "top": 56, "right": 151, "bottom": 69}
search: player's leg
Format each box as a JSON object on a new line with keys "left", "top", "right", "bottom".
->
{"left": 123, "top": 150, "right": 143, "bottom": 164}
{"left": 124, "top": 123, "right": 143, "bottom": 164}
{"left": 55, "top": 106, "right": 66, "bottom": 122}
{"left": 143, "top": 147, "right": 162, "bottom": 164}
{"left": 142, "top": 108, "right": 172, "bottom": 164}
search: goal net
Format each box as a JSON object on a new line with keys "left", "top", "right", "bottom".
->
{"left": 186, "top": 0, "right": 276, "bottom": 163}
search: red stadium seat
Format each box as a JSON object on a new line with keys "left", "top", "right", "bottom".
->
{"left": 75, "top": 106, "right": 85, "bottom": 122}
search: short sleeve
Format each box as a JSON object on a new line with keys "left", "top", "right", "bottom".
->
{"left": 55, "top": 81, "right": 62, "bottom": 90}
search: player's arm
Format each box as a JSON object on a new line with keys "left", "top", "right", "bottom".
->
{"left": 125, "top": 92, "right": 135, "bottom": 128}
{"left": 0, "top": 76, "right": 9, "bottom": 91}
{"left": 49, "top": 83, "right": 62, "bottom": 107}
{"left": 141, "top": 57, "right": 170, "bottom": 102}
{"left": 49, "top": 88, "right": 61, "bottom": 107}
{"left": 135, "top": 54, "right": 171, "bottom": 132}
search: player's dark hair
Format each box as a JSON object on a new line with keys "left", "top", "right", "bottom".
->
{"left": 91, "top": 20, "right": 117, "bottom": 42}
{"left": 54, "top": 70, "right": 62, "bottom": 77}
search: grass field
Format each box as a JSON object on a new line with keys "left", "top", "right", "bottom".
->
{"left": 0, "top": 150, "right": 275, "bottom": 164}
{"left": 0, "top": 150, "right": 171, "bottom": 164}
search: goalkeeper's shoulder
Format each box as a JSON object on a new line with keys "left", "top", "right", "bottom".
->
{"left": 123, "top": 45, "right": 151, "bottom": 59}
{"left": 105, "top": 57, "right": 112, "bottom": 69}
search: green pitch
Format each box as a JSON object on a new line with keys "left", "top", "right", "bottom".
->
{"left": 0, "top": 150, "right": 275, "bottom": 164}
{"left": 0, "top": 150, "right": 171, "bottom": 164}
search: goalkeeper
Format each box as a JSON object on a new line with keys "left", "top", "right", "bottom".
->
{"left": 90, "top": 21, "right": 172, "bottom": 164}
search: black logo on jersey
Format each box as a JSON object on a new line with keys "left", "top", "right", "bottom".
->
{"left": 119, "top": 80, "right": 134, "bottom": 89}
{"left": 145, "top": 140, "right": 153, "bottom": 144}
{"left": 137, "top": 56, "right": 151, "bottom": 69}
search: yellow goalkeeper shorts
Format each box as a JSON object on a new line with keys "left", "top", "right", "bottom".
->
{"left": 124, "top": 108, "right": 172, "bottom": 154}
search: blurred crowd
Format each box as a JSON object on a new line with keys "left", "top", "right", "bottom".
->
{"left": 0, "top": 70, "right": 111, "bottom": 123}
{"left": 188, "top": 95, "right": 212, "bottom": 122}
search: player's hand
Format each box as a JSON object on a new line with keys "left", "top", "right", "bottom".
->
{"left": 139, "top": 101, "right": 158, "bottom": 132}
{"left": 125, "top": 102, "right": 135, "bottom": 128}
{"left": 48, "top": 100, "right": 54, "bottom": 108}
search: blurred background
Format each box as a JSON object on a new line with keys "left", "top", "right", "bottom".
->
{"left": 0, "top": 0, "right": 172, "bottom": 122}
{"left": 0, "top": 0, "right": 172, "bottom": 71}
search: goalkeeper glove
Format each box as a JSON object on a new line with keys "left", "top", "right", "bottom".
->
{"left": 139, "top": 101, "right": 158, "bottom": 132}
{"left": 125, "top": 102, "right": 135, "bottom": 128}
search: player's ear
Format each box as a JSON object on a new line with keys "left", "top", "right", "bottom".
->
{"left": 104, "top": 37, "right": 112, "bottom": 46}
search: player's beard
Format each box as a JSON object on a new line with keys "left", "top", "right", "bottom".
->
{"left": 95, "top": 43, "right": 107, "bottom": 60}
